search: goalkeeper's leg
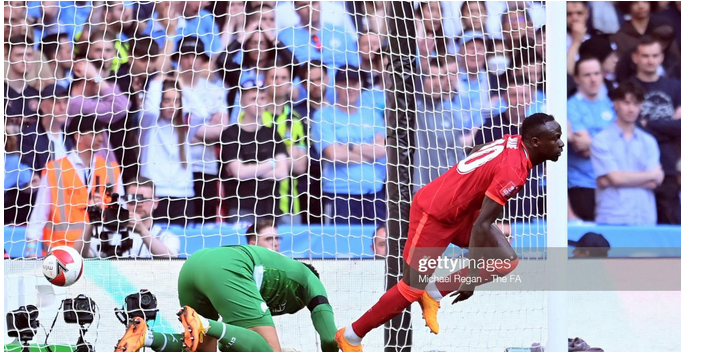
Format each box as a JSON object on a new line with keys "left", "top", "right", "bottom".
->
{"left": 113, "top": 316, "right": 277, "bottom": 352}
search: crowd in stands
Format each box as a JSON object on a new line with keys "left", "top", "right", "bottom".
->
{"left": 3, "top": 1, "right": 680, "bottom": 258}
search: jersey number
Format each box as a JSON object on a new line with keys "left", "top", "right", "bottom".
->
{"left": 457, "top": 139, "right": 505, "bottom": 174}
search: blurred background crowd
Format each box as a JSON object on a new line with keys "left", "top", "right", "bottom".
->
{"left": 3, "top": 1, "right": 680, "bottom": 258}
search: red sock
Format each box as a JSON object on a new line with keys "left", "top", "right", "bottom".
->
{"left": 351, "top": 283, "right": 415, "bottom": 338}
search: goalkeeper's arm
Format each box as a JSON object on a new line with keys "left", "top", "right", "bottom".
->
{"left": 309, "top": 299, "right": 339, "bottom": 352}
{"left": 305, "top": 275, "right": 339, "bottom": 352}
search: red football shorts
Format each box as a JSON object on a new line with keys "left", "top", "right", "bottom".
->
{"left": 402, "top": 203, "right": 476, "bottom": 273}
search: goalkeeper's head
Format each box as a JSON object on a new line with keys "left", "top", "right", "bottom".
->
{"left": 246, "top": 218, "right": 280, "bottom": 252}
{"left": 302, "top": 262, "right": 320, "bottom": 279}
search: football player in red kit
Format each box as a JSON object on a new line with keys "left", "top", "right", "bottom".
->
{"left": 335, "top": 113, "right": 564, "bottom": 351}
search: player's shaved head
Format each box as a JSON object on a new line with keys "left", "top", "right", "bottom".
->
{"left": 521, "top": 113, "right": 564, "bottom": 164}
{"left": 520, "top": 113, "right": 556, "bottom": 141}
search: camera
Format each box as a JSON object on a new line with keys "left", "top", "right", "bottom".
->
{"left": 63, "top": 294, "right": 96, "bottom": 326}
{"left": 88, "top": 190, "right": 131, "bottom": 258}
{"left": 115, "top": 289, "right": 158, "bottom": 326}
{"left": 6, "top": 305, "right": 39, "bottom": 343}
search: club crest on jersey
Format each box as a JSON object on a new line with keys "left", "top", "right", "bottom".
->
{"left": 501, "top": 181, "right": 518, "bottom": 198}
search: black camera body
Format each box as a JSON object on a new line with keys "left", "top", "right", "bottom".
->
{"left": 6, "top": 305, "right": 39, "bottom": 342}
{"left": 89, "top": 191, "right": 132, "bottom": 258}
{"left": 115, "top": 289, "right": 158, "bottom": 326}
{"left": 63, "top": 294, "right": 96, "bottom": 326}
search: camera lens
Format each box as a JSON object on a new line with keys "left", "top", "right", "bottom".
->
{"left": 76, "top": 301, "right": 89, "bottom": 311}
{"left": 140, "top": 295, "right": 151, "bottom": 307}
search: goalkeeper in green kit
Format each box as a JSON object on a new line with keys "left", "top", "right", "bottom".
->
{"left": 114, "top": 245, "right": 338, "bottom": 352}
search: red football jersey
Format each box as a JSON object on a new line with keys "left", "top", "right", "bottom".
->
{"left": 414, "top": 134, "right": 533, "bottom": 224}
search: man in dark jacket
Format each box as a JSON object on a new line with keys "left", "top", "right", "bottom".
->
{"left": 20, "top": 83, "right": 74, "bottom": 174}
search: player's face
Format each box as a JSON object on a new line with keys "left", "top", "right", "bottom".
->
{"left": 536, "top": 121, "right": 564, "bottom": 162}
{"left": 255, "top": 227, "right": 281, "bottom": 252}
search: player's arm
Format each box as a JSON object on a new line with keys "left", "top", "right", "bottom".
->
{"left": 305, "top": 276, "right": 339, "bottom": 352}
{"left": 451, "top": 197, "right": 518, "bottom": 304}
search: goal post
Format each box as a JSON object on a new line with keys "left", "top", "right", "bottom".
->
{"left": 545, "top": 1, "right": 569, "bottom": 352}
{"left": 383, "top": 2, "right": 417, "bottom": 351}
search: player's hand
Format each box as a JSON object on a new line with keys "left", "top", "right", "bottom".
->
{"left": 449, "top": 289, "right": 474, "bottom": 304}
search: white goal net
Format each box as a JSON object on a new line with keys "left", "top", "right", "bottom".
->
{"left": 4, "top": 1, "right": 552, "bottom": 351}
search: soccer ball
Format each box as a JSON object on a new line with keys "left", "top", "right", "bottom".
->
{"left": 42, "top": 246, "right": 84, "bottom": 287}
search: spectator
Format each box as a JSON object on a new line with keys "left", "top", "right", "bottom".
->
{"left": 5, "top": 35, "right": 40, "bottom": 129}
{"left": 20, "top": 84, "right": 74, "bottom": 177}
{"left": 311, "top": 66, "right": 387, "bottom": 225}
{"left": 346, "top": 1, "right": 389, "bottom": 36}
{"left": 263, "top": 65, "right": 308, "bottom": 223}
{"left": 25, "top": 116, "right": 123, "bottom": 257}
{"left": 588, "top": 2, "right": 621, "bottom": 35}
{"left": 156, "top": 0, "right": 223, "bottom": 55}
{"left": 219, "top": 79, "right": 289, "bottom": 225}
{"left": 116, "top": 37, "right": 162, "bottom": 97}
{"left": 216, "top": 22, "right": 294, "bottom": 124}
{"left": 174, "top": 35, "right": 229, "bottom": 223}
{"left": 4, "top": 1, "right": 32, "bottom": 41}
{"left": 475, "top": 78, "right": 545, "bottom": 221}
{"left": 245, "top": 218, "right": 281, "bottom": 252}
{"left": 68, "top": 30, "right": 131, "bottom": 166}
{"left": 277, "top": 1, "right": 359, "bottom": 68}
{"left": 295, "top": 60, "right": 330, "bottom": 224}
{"left": 629, "top": 36, "right": 681, "bottom": 224}
{"left": 610, "top": 1, "right": 662, "bottom": 58}
{"left": 591, "top": 81, "right": 662, "bottom": 226}
{"left": 25, "top": 0, "right": 90, "bottom": 40}
{"left": 275, "top": 0, "right": 356, "bottom": 34}
{"left": 76, "top": 176, "right": 181, "bottom": 258}
{"left": 5, "top": 124, "right": 34, "bottom": 225}
{"left": 460, "top": 1, "right": 488, "bottom": 33}
{"left": 217, "top": 1, "right": 251, "bottom": 48}
{"left": 138, "top": 77, "right": 195, "bottom": 227}
{"left": 414, "top": 57, "right": 469, "bottom": 192}
{"left": 500, "top": 4, "right": 535, "bottom": 53}
{"left": 371, "top": 223, "right": 387, "bottom": 257}
{"left": 39, "top": 32, "right": 74, "bottom": 88}
{"left": 416, "top": 1, "right": 451, "bottom": 56}
{"left": 578, "top": 36, "right": 619, "bottom": 93}
{"left": 569, "top": 232, "right": 610, "bottom": 258}
{"left": 535, "top": 25, "right": 546, "bottom": 61}
{"left": 455, "top": 31, "right": 492, "bottom": 133}
{"left": 357, "top": 31, "right": 383, "bottom": 89}
{"left": 567, "top": 57, "right": 616, "bottom": 222}
{"left": 615, "top": 24, "right": 681, "bottom": 82}
{"left": 655, "top": 1, "right": 681, "bottom": 51}
{"left": 566, "top": 1, "right": 594, "bottom": 75}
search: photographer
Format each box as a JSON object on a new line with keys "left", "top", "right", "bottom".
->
{"left": 25, "top": 115, "right": 122, "bottom": 258}
{"left": 77, "top": 176, "right": 180, "bottom": 259}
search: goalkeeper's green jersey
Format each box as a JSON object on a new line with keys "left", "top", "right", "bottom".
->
{"left": 236, "top": 245, "right": 326, "bottom": 315}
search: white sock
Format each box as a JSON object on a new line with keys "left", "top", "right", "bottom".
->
{"left": 425, "top": 282, "right": 443, "bottom": 302}
{"left": 344, "top": 325, "right": 362, "bottom": 346}
{"left": 144, "top": 331, "right": 153, "bottom": 346}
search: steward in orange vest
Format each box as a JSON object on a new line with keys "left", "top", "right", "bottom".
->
{"left": 25, "top": 116, "right": 122, "bottom": 256}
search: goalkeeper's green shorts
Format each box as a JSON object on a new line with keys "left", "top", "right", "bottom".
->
{"left": 177, "top": 246, "right": 274, "bottom": 328}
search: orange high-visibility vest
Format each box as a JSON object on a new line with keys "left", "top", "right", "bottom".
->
{"left": 42, "top": 155, "right": 120, "bottom": 249}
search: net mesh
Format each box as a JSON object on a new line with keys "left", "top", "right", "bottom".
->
{"left": 4, "top": 1, "right": 549, "bottom": 350}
